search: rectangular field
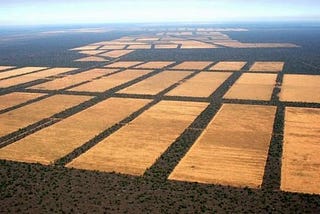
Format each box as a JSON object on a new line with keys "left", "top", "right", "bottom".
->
{"left": 68, "top": 69, "right": 151, "bottom": 92}
{"left": 75, "top": 56, "right": 106, "bottom": 62}
{"left": 118, "top": 71, "right": 193, "bottom": 95}
{"left": 154, "top": 44, "right": 178, "bottom": 49}
{"left": 169, "top": 104, "right": 276, "bottom": 188}
{"left": 67, "top": 101, "right": 209, "bottom": 175}
{"left": 100, "top": 50, "right": 134, "bottom": 58}
{"left": 281, "top": 107, "right": 320, "bottom": 195}
{"left": 0, "top": 92, "right": 46, "bottom": 111}
{"left": 224, "top": 73, "right": 277, "bottom": 101}
{"left": 0, "top": 98, "right": 150, "bottom": 165}
{"left": 0, "top": 66, "right": 15, "bottom": 71}
{"left": 249, "top": 61, "right": 284, "bottom": 72}
{"left": 134, "top": 61, "right": 175, "bottom": 69}
{"left": 29, "top": 68, "right": 118, "bottom": 90}
{"left": 0, "top": 67, "right": 47, "bottom": 79}
{"left": 0, "top": 67, "right": 77, "bottom": 88}
{"left": 280, "top": 74, "right": 320, "bottom": 103}
{"left": 209, "top": 61, "right": 246, "bottom": 71}
{"left": 171, "top": 61, "right": 213, "bottom": 70}
{"left": 166, "top": 72, "right": 232, "bottom": 97}
{"left": 104, "top": 61, "right": 143, "bottom": 68}
{"left": 0, "top": 95, "right": 91, "bottom": 138}
{"left": 127, "top": 44, "right": 151, "bottom": 49}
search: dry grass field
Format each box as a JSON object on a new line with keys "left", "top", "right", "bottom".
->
{"left": 280, "top": 74, "right": 320, "bottom": 103}
{"left": 104, "top": 61, "right": 143, "bottom": 68}
{"left": 67, "top": 101, "right": 208, "bottom": 175}
{"left": 281, "top": 107, "right": 320, "bottom": 195}
{"left": 224, "top": 73, "right": 277, "bottom": 100}
{"left": 100, "top": 50, "right": 134, "bottom": 58}
{"left": 0, "top": 95, "right": 91, "bottom": 138}
{"left": 209, "top": 61, "right": 246, "bottom": 71}
{"left": 250, "top": 61, "right": 284, "bottom": 72}
{"left": 166, "top": 72, "right": 232, "bottom": 97}
{"left": 68, "top": 69, "right": 151, "bottom": 92}
{"left": 171, "top": 61, "right": 213, "bottom": 70}
{"left": 29, "top": 68, "right": 118, "bottom": 90}
{"left": 0, "top": 98, "right": 150, "bottom": 164}
{"left": 0, "top": 66, "right": 15, "bottom": 71}
{"left": 134, "top": 61, "right": 175, "bottom": 69}
{"left": 169, "top": 104, "right": 276, "bottom": 188}
{"left": 0, "top": 67, "right": 76, "bottom": 88}
{"left": 0, "top": 67, "right": 47, "bottom": 79}
{"left": 118, "top": 70, "right": 192, "bottom": 95}
{"left": 75, "top": 56, "right": 107, "bottom": 62}
{"left": 0, "top": 92, "right": 45, "bottom": 111}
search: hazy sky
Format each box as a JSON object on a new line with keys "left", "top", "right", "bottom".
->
{"left": 0, "top": 0, "right": 319, "bottom": 25}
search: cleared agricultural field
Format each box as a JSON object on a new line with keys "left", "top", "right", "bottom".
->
{"left": 0, "top": 67, "right": 47, "bottom": 79}
{"left": 67, "top": 101, "right": 208, "bottom": 175}
{"left": 169, "top": 104, "right": 276, "bottom": 188}
{"left": 0, "top": 92, "right": 45, "bottom": 111}
{"left": 249, "top": 61, "right": 284, "bottom": 72}
{"left": 68, "top": 69, "right": 151, "bottom": 92}
{"left": 99, "top": 45, "right": 127, "bottom": 50}
{"left": 78, "top": 50, "right": 106, "bottom": 55}
{"left": 0, "top": 98, "right": 150, "bottom": 164}
{"left": 209, "top": 61, "right": 246, "bottom": 71}
{"left": 118, "top": 70, "right": 192, "bottom": 95}
{"left": 224, "top": 73, "right": 277, "bottom": 100}
{"left": 154, "top": 44, "right": 178, "bottom": 49}
{"left": 0, "top": 66, "right": 15, "bottom": 71}
{"left": 0, "top": 95, "right": 91, "bottom": 138}
{"left": 29, "top": 68, "right": 118, "bottom": 90}
{"left": 280, "top": 74, "right": 320, "bottom": 103}
{"left": 166, "top": 72, "right": 232, "bottom": 97}
{"left": 100, "top": 50, "right": 134, "bottom": 58}
{"left": 75, "top": 56, "right": 106, "bottom": 62}
{"left": 0, "top": 67, "right": 76, "bottom": 88}
{"left": 104, "top": 61, "right": 143, "bottom": 68}
{"left": 171, "top": 61, "right": 213, "bottom": 70}
{"left": 127, "top": 44, "right": 151, "bottom": 49}
{"left": 281, "top": 107, "right": 320, "bottom": 195}
{"left": 134, "top": 61, "right": 175, "bottom": 69}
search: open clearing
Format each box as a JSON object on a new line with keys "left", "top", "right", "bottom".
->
{"left": 281, "top": 107, "right": 320, "bottom": 195}
{"left": 127, "top": 44, "right": 151, "bottom": 49}
{"left": 249, "top": 61, "right": 284, "bottom": 72}
{"left": 134, "top": 61, "right": 175, "bottom": 69}
{"left": 0, "top": 92, "right": 46, "bottom": 111}
{"left": 78, "top": 50, "right": 106, "bottom": 55}
{"left": 67, "top": 101, "right": 208, "bottom": 175}
{"left": 104, "top": 61, "right": 143, "bottom": 68}
{"left": 29, "top": 68, "right": 118, "bottom": 90}
{"left": 209, "top": 61, "right": 246, "bottom": 71}
{"left": 0, "top": 66, "right": 15, "bottom": 71}
{"left": 68, "top": 69, "right": 151, "bottom": 92}
{"left": 280, "top": 74, "right": 320, "bottom": 103}
{"left": 169, "top": 104, "right": 276, "bottom": 188}
{"left": 75, "top": 56, "right": 107, "bottom": 62}
{"left": 166, "top": 72, "right": 232, "bottom": 97}
{"left": 171, "top": 61, "right": 213, "bottom": 70}
{"left": 0, "top": 98, "right": 150, "bottom": 165}
{"left": 0, "top": 67, "right": 47, "bottom": 79}
{"left": 0, "top": 67, "right": 76, "bottom": 88}
{"left": 118, "top": 70, "right": 192, "bottom": 95}
{"left": 224, "top": 73, "right": 277, "bottom": 100}
{"left": 100, "top": 50, "right": 134, "bottom": 58}
{"left": 154, "top": 44, "right": 179, "bottom": 49}
{"left": 99, "top": 45, "right": 127, "bottom": 50}
{"left": 0, "top": 95, "right": 91, "bottom": 138}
